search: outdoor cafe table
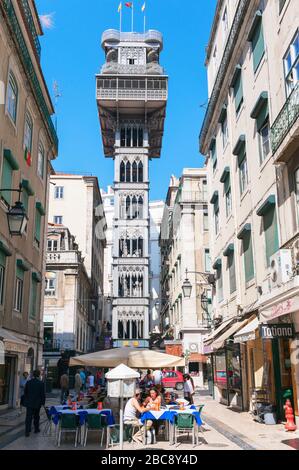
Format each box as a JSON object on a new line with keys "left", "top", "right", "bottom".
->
{"left": 140, "top": 406, "right": 202, "bottom": 445}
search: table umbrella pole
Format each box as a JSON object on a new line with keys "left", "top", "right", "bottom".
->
{"left": 120, "top": 395, "right": 124, "bottom": 450}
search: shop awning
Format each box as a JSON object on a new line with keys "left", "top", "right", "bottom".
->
{"left": 211, "top": 317, "right": 254, "bottom": 351}
{"left": 234, "top": 317, "right": 259, "bottom": 344}
{"left": 259, "top": 295, "right": 299, "bottom": 322}
{"left": 0, "top": 327, "right": 28, "bottom": 354}
{"left": 203, "top": 317, "right": 235, "bottom": 345}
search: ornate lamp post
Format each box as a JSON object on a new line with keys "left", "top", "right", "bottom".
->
{"left": 0, "top": 184, "right": 28, "bottom": 236}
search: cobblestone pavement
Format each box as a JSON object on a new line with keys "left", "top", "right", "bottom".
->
{"left": 1, "top": 389, "right": 298, "bottom": 451}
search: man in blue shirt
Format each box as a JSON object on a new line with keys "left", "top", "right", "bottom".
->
{"left": 79, "top": 369, "right": 86, "bottom": 391}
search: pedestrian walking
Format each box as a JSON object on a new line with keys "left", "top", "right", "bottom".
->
{"left": 153, "top": 369, "right": 163, "bottom": 386}
{"left": 23, "top": 370, "right": 46, "bottom": 437}
{"left": 183, "top": 374, "right": 195, "bottom": 405}
{"left": 60, "top": 373, "right": 69, "bottom": 404}
{"left": 18, "top": 371, "right": 29, "bottom": 416}
{"left": 75, "top": 370, "right": 82, "bottom": 399}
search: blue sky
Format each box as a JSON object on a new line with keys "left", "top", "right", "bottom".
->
{"left": 37, "top": 0, "right": 217, "bottom": 200}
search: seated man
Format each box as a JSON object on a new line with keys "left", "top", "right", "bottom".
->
{"left": 123, "top": 389, "right": 153, "bottom": 443}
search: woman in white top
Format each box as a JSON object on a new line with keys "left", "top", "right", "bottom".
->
{"left": 183, "top": 374, "right": 195, "bottom": 404}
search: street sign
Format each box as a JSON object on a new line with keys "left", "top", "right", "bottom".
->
{"left": 260, "top": 323, "right": 295, "bottom": 339}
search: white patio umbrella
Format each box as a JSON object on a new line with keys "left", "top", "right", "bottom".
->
{"left": 69, "top": 348, "right": 185, "bottom": 368}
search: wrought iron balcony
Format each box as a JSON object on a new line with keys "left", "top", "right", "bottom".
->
{"left": 20, "top": 0, "right": 41, "bottom": 59}
{"left": 1, "top": 0, "right": 58, "bottom": 152}
{"left": 96, "top": 76, "right": 168, "bottom": 102}
{"left": 101, "top": 29, "right": 163, "bottom": 50}
{"left": 43, "top": 339, "right": 61, "bottom": 352}
{"left": 101, "top": 63, "right": 164, "bottom": 76}
{"left": 271, "top": 81, "right": 299, "bottom": 157}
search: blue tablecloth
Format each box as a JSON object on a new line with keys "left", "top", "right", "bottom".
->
{"left": 140, "top": 408, "right": 202, "bottom": 426}
{"left": 49, "top": 407, "right": 115, "bottom": 426}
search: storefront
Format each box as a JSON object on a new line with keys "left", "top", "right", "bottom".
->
{"left": 259, "top": 293, "right": 299, "bottom": 422}
{"left": 0, "top": 327, "right": 28, "bottom": 409}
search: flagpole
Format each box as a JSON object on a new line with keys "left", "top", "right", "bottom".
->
{"left": 144, "top": 14, "right": 146, "bottom": 34}
{"left": 131, "top": 3, "right": 134, "bottom": 32}
{"left": 120, "top": 7, "right": 122, "bottom": 33}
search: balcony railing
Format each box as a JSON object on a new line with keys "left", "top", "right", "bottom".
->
{"left": 47, "top": 251, "right": 81, "bottom": 264}
{"left": 1, "top": 0, "right": 58, "bottom": 152}
{"left": 101, "top": 63, "right": 165, "bottom": 76}
{"left": 271, "top": 81, "right": 299, "bottom": 155}
{"left": 178, "top": 191, "right": 207, "bottom": 204}
{"left": 20, "top": 0, "right": 41, "bottom": 58}
{"left": 101, "top": 29, "right": 163, "bottom": 48}
{"left": 96, "top": 77, "right": 168, "bottom": 101}
{"left": 43, "top": 339, "right": 61, "bottom": 352}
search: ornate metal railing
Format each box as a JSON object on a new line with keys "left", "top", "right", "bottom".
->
{"left": 101, "top": 63, "right": 164, "bottom": 76}
{"left": 271, "top": 81, "right": 299, "bottom": 154}
{"left": 20, "top": 0, "right": 41, "bottom": 58}
{"left": 199, "top": 0, "right": 250, "bottom": 152}
{"left": 1, "top": 0, "right": 58, "bottom": 151}
{"left": 101, "top": 29, "right": 163, "bottom": 48}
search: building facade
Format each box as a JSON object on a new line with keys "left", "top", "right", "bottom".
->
{"left": 43, "top": 224, "right": 93, "bottom": 374}
{"left": 159, "top": 169, "right": 211, "bottom": 387}
{"left": 0, "top": 0, "right": 58, "bottom": 408}
{"left": 200, "top": 0, "right": 299, "bottom": 420}
{"left": 96, "top": 29, "right": 168, "bottom": 348}
{"left": 47, "top": 174, "right": 107, "bottom": 350}
{"left": 101, "top": 186, "right": 165, "bottom": 346}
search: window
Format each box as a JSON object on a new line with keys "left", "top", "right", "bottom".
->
{"left": 239, "top": 155, "right": 248, "bottom": 195}
{"left": 45, "top": 275, "right": 56, "bottom": 296}
{"left": 279, "top": 0, "right": 287, "bottom": 14}
{"left": 1, "top": 150, "right": 19, "bottom": 206}
{"left": 249, "top": 13, "right": 265, "bottom": 72}
{"left": 210, "top": 140, "right": 217, "bottom": 172}
{"left": 225, "top": 187, "right": 232, "bottom": 217}
{"left": 37, "top": 143, "right": 45, "bottom": 179}
{"left": 202, "top": 180, "right": 208, "bottom": 201}
{"left": 54, "top": 186, "right": 64, "bottom": 199}
{"left": 29, "top": 277, "right": 39, "bottom": 320}
{"left": 53, "top": 216, "right": 63, "bottom": 225}
{"left": 203, "top": 211, "right": 209, "bottom": 231}
{"left": 120, "top": 126, "right": 143, "bottom": 148}
{"left": 228, "top": 251, "right": 236, "bottom": 294}
{"left": 259, "top": 120, "right": 271, "bottom": 163}
{"left": 216, "top": 266, "right": 223, "bottom": 302}
{"left": 205, "top": 249, "right": 211, "bottom": 273}
{"left": 7, "top": 72, "right": 18, "bottom": 123}
{"left": 214, "top": 205, "right": 220, "bottom": 235}
{"left": 284, "top": 30, "right": 299, "bottom": 96}
{"left": 14, "top": 267, "right": 24, "bottom": 312}
{"left": 222, "top": 7, "right": 229, "bottom": 40}
{"left": 47, "top": 239, "right": 58, "bottom": 251}
{"left": 24, "top": 111, "right": 33, "bottom": 152}
{"left": 242, "top": 230, "right": 255, "bottom": 283}
{"left": 0, "top": 257, "right": 5, "bottom": 305}
{"left": 232, "top": 68, "right": 243, "bottom": 114}
{"left": 222, "top": 115, "right": 229, "bottom": 148}
{"left": 35, "top": 203, "right": 45, "bottom": 247}
{"left": 264, "top": 206, "right": 279, "bottom": 267}
{"left": 295, "top": 168, "right": 299, "bottom": 223}
{"left": 213, "top": 46, "right": 218, "bottom": 76}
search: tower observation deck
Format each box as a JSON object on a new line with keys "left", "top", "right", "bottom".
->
{"left": 96, "top": 29, "right": 168, "bottom": 348}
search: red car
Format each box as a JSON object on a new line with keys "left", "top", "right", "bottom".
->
{"left": 162, "top": 370, "right": 184, "bottom": 391}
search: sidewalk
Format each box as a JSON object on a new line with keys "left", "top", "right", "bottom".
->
{"left": 0, "top": 390, "right": 60, "bottom": 449}
{"left": 196, "top": 390, "right": 299, "bottom": 451}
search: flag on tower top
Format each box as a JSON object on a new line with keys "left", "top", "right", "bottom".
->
{"left": 118, "top": 2, "right": 122, "bottom": 12}
{"left": 125, "top": 2, "right": 133, "bottom": 8}
{"left": 141, "top": 2, "right": 146, "bottom": 12}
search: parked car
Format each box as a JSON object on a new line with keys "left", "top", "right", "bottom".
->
{"left": 162, "top": 370, "right": 184, "bottom": 391}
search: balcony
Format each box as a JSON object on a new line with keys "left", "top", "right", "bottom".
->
{"left": 1, "top": 0, "right": 58, "bottom": 152}
{"left": 101, "top": 63, "right": 164, "bottom": 76}
{"left": 96, "top": 77, "right": 168, "bottom": 104}
{"left": 101, "top": 29, "right": 163, "bottom": 50}
{"left": 178, "top": 191, "right": 207, "bottom": 204}
{"left": 20, "top": 0, "right": 41, "bottom": 59}
{"left": 46, "top": 251, "right": 81, "bottom": 265}
{"left": 271, "top": 82, "right": 299, "bottom": 162}
{"left": 43, "top": 339, "right": 61, "bottom": 352}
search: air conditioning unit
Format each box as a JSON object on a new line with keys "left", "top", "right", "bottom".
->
{"left": 269, "top": 249, "right": 292, "bottom": 289}
{"left": 189, "top": 343, "right": 199, "bottom": 353}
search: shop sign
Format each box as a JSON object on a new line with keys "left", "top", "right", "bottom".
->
{"left": 260, "top": 324, "right": 295, "bottom": 339}
{"left": 5, "top": 341, "right": 28, "bottom": 353}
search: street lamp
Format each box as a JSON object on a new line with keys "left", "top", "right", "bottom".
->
{"left": 0, "top": 184, "right": 28, "bottom": 236}
{"left": 182, "top": 277, "right": 192, "bottom": 299}
{"left": 182, "top": 269, "right": 215, "bottom": 298}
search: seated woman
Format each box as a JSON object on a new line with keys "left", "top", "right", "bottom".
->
{"left": 123, "top": 389, "right": 153, "bottom": 443}
{"left": 145, "top": 388, "right": 162, "bottom": 411}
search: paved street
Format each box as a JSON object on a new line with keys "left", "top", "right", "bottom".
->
{"left": 1, "top": 390, "right": 298, "bottom": 451}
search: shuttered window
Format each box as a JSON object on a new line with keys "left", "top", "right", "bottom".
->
{"left": 35, "top": 211, "right": 41, "bottom": 245}
{"left": 228, "top": 252, "right": 236, "bottom": 294}
{"left": 243, "top": 231, "right": 255, "bottom": 282}
{"left": 233, "top": 71, "right": 243, "bottom": 113}
{"left": 0, "top": 158, "right": 13, "bottom": 205}
{"left": 264, "top": 206, "right": 279, "bottom": 266}
{"left": 29, "top": 278, "right": 38, "bottom": 319}
{"left": 0, "top": 252, "right": 5, "bottom": 305}
{"left": 250, "top": 15, "right": 265, "bottom": 72}
{"left": 217, "top": 266, "right": 223, "bottom": 302}
{"left": 210, "top": 140, "right": 217, "bottom": 171}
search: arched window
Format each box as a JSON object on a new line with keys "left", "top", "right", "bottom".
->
{"left": 132, "top": 238, "right": 138, "bottom": 256}
{"left": 138, "top": 161, "right": 143, "bottom": 182}
{"left": 139, "top": 321, "right": 144, "bottom": 339}
{"left": 138, "top": 196, "right": 143, "bottom": 219}
{"left": 120, "top": 128, "right": 126, "bottom": 147}
{"left": 125, "top": 161, "right": 131, "bottom": 182}
{"left": 24, "top": 111, "right": 33, "bottom": 153}
{"left": 132, "top": 161, "right": 138, "bottom": 182}
{"left": 138, "top": 128, "right": 144, "bottom": 147}
{"left": 118, "top": 321, "right": 124, "bottom": 339}
{"left": 132, "top": 127, "right": 138, "bottom": 147}
{"left": 132, "top": 196, "right": 138, "bottom": 219}
{"left": 138, "top": 237, "right": 143, "bottom": 256}
{"left": 37, "top": 142, "right": 45, "bottom": 179}
{"left": 7, "top": 72, "right": 18, "bottom": 123}
{"left": 120, "top": 161, "right": 125, "bottom": 182}
{"left": 126, "top": 127, "right": 131, "bottom": 147}
{"left": 126, "top": 196, "right": 131, "bottom": 219}
{"left": 132, "top": 321, "right": 137, "bottom": 339}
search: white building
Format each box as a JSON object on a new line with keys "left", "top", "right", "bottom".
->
{"left": 96, "top": 29, "right": 168, "bottom": 348}
{"left": 48, "top": 173, "right": 107, "bottom": 346}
